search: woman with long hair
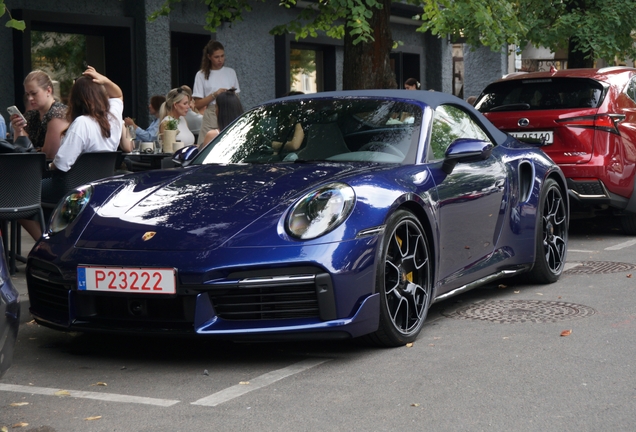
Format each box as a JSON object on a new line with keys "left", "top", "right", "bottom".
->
{"left": 10, "top": 70, "right": 69, "bottom": 159}
{"left": 20, "top": 66, "right": 123, "bottom": 240}
{"left": 192, "top": 40, "right": 240, "bottom": 145}
{"left": 49, "top": 66, "right": 123, "bottom": 171}
{"left": 158, "top": 87, "right": 195, "bottom": 146}
{"left": 200, "top": 88, "right": 244, "bottom": 148}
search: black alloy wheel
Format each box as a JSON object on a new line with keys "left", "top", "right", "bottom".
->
{"left": 366, "top": 210, "right": 431, "bottom": 347}
{"left": 528, "top": 178, "right": 567, "bottom": 283}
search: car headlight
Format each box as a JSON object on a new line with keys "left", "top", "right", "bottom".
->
{"left": 48, "top": 185, "right": 93, "bottom": 234}
{"left": 286, "top": 183, "right": 355, "bottom": 240}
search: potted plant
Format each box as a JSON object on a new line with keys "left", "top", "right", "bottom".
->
{"left": 162, "top": 118, "right": 179, "bottom": 153}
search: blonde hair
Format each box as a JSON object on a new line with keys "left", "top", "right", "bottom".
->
{"left": 159, "top": 87, "right": 191, "bottom": 120}
{"left": 24, "top": 70, "right": 55, "bottom": 95}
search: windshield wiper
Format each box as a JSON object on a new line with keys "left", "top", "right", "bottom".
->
{"left": 488, "top": 103, "right": 531, "bottom": 112}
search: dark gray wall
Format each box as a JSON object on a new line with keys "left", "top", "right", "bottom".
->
{"left": 463, "top": 45, "right": 508, "bottom": 100}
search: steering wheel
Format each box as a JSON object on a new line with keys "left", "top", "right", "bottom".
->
{"left": 358, "top": 142, "right": 405, "bottom": 159}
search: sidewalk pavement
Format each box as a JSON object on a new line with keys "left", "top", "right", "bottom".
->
{"left": 8, "top": 227, "right": 37, "bottom": 324}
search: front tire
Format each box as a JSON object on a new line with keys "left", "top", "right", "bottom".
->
{"left": 528, "top": 178, "right": 567, "bottom": 284}
{"left": 365, "top": 210, "right": 432, "bottom": 347}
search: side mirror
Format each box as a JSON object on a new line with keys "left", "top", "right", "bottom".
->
{"left": 442, "top": 139, "right": 493, "bottom": 174}
{"left": 172, "top": 145, "right": 199, "bottom": 167}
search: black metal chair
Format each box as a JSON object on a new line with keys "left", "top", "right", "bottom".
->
{"left": 0, "top": 152, "right": 46, "bottom": 274}
{"left": 41, "top": 151, "right": 121, "bottom": 208}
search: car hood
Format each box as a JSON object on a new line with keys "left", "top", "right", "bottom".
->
{"left": 76, "top": 163, "right": 373, "bottom": 251}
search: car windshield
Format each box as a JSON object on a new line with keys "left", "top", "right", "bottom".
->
{"left": 475, "top": 78, "right": 606, "bottom": 112}
{"left": 193, "top": 98, "right": 423, "bottom": 165}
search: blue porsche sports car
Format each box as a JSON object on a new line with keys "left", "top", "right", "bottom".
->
{"left": 26, "top": 90, "right": 568, "bottom": 346}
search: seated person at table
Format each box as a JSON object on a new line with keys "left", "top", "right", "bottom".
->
{"left": 0, "top": 114, "right": 6, "bottom": 139}
{"left": 10, "top": 70, "right": 69, "bottom": 159}
{"left": 124, "top": 95, "right": 165, "bottom": 142}
{"left": 20, "top": 66, "right": 123, "bottom": 241}
{"left": 159, "top": 88, "right": 196, "bottom": 147}
{"left": 180, "top": 85, "right": 203, "bottom": 139}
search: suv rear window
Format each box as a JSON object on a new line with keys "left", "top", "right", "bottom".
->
{"left": 475, "top": 78, "right": 606, "bottom": 113}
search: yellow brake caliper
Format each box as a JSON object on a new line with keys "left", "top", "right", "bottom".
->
{"left": 395, "top": 234, "right": 413, "bottom": 282}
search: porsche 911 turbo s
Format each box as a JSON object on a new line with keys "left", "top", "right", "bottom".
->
{"left": 27, "top": 90, "right": 568, "bottom": 347}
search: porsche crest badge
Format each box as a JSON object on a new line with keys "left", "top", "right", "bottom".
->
{"left": 142, "top": 231, "right": 156, "bottom": 241}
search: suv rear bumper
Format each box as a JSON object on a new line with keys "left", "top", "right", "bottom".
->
{"left": 567, "top": 179, "right": 629, "bottom": 210}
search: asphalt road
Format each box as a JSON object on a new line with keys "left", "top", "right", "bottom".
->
{"left": 1, "top": 218, "right": 635, "bottom": 431}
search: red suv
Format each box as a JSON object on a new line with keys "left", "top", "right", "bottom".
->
{"left": 476, "top": 67, "right": 636, "bottom": 233}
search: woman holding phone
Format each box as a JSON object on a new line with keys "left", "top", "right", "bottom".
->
{"left": 20, "top": 66, "right": 123, "bottom": 240}
{"left": 10, "top": 70, "right": 69, "bottom": 159}
{"left": 192, "top": 40, "right": 240, "bottom": 145}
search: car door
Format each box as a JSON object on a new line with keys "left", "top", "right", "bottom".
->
{"left": 427, "top": 104, "right": 508, "bottom": 293}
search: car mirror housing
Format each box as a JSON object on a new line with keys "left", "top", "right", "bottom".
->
{"left": 172, "top": 145, "right": 199, "bottom": 167}
{"left": 442, "top": 139, "right": 493, "bottom": 174}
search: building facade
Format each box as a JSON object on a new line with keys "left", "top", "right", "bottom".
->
{"left": 1, "top": 0, "right": 505, "bottom": 131}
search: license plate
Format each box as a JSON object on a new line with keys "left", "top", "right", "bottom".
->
{"left": 509, "top": 130, "right": 554, "bottom": 144}
{"left": 77, "top": 266, "right": 176, "bottom": 294}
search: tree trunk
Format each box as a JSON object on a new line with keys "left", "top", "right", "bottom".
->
{"left": 342, "top": 0, "right": 397, "bottom": 90}
{"left": 567, "top": 37, "right": 594, "bottom": 68}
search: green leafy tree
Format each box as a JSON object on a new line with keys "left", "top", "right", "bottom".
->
{"left": 417, "top": 0, "right": 636, "bottom": 68}
{"left": 1, "top": 0, "right": 26, "bottom": 30}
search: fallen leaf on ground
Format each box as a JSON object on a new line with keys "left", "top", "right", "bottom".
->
{"left": 498, "top": 284, "right": 507, "bottom": 289}
{"left": 514, "top": 290, "right": 520, "bottom": 294}
{"left": 90, "top": 382, "right": 107, "bottom": 387}
{"left": 27, "top": 320, "right": 36, "bottom": 325}
{"left": 433, "top": 337, "right": 441, "bottom": 340}
{"left": 239, "top": 381, "right": 250, "bottom": 385}
{"left": 2, "top": 426, "right": 8, "bottom": 432}
{"left": 11, "top": 423, "right": 28, "bottom": 428}
{"left": 54, "top": 390, "right": 71, "bottom": 396}
{"left": 411, "top": 403, "right": 420, "bottom": 407}
{"left": 536, "top": 293, "right": 543, "bottom": 296}
{"left": 9, "top": 402, "right": 29, "bottom": 407}
{"left": 627, "top": 274, "right": 632, "bottom": 278}
{"left": 560, "top": 329, "right": 572, "bottom": 337}
{"left": 405, "top": 342, "right": 413, "bottom": 347}
{"left": 84, "top": 416, "right": 102, "bottom": 421}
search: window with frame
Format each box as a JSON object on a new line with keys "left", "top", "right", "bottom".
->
{"left": 429, "top": 105, "right": 493, "bottom": 161}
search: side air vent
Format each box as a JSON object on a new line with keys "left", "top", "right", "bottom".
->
{"left": 518, "top": 161, "right": 534, "bottom": 203}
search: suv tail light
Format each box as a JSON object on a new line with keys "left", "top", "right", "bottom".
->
{"left": 556, "top": 114, "right": 625, "bottom": 134}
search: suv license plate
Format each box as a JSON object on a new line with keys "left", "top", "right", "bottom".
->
{"left": 509, "top": 131, "right": 554, "bottom": 144}
{"left": 77, "top": 266, "right": 176, "bottom": 294}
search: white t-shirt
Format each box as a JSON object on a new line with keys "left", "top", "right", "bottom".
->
{"left": 192, "top": 67, "right": 240, "bottom": 108}
{"left": 162, "top": 115, "right": 195, "bottom": 146}
{"left": 54, "top": 98, "right": 123, "bottom": 172}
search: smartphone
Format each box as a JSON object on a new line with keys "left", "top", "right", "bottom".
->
{"left": 7, "top": 105, "right": 26, "bottom": 124}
